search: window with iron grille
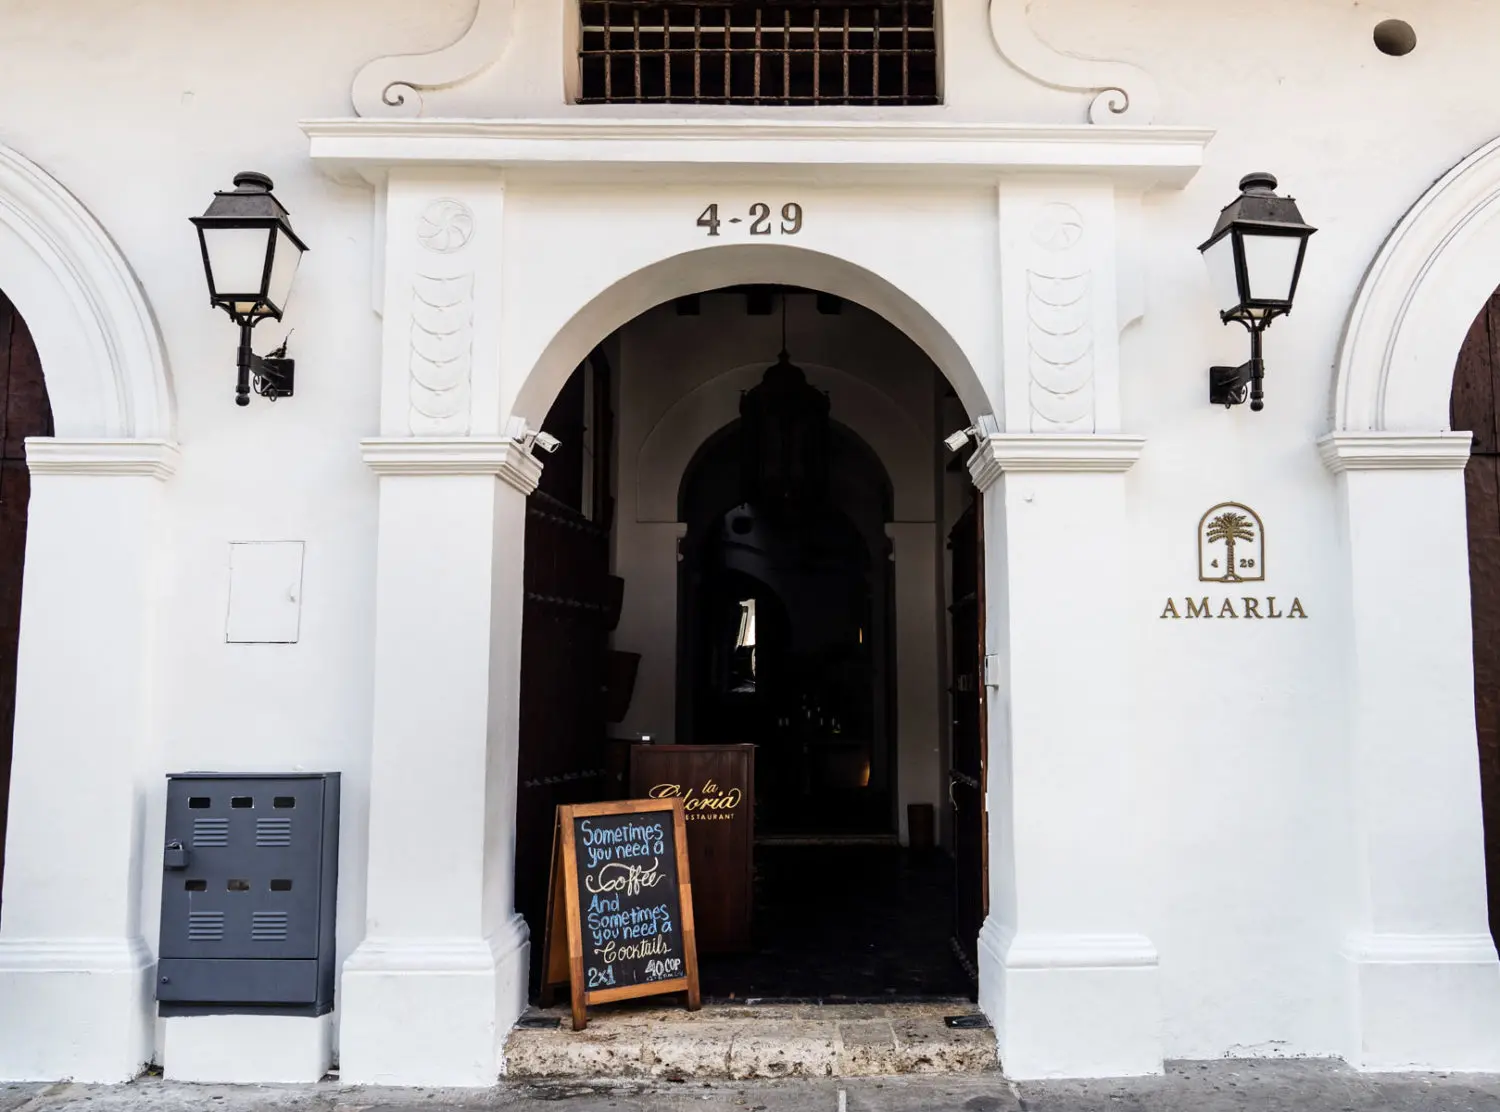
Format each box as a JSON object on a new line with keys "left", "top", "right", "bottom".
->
{"left": 578, "top": 0, "right": 940, "bottom": 105}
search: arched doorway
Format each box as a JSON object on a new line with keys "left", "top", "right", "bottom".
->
{"left": 678, "top": 416, "right": 895, "bottom": 836}
{"left": 0, "top": 289, "right": 53, "bottom": 921}
{"left": 1452, "top": 290, "right": 1500, "bottom": 943}
{"left": 514, "top": 282, "right": 981, "bottom": 1002}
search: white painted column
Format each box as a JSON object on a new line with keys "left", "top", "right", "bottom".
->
{"left": 886, "top": 522, "right": 942, "bottom": 845}
{"left": 1320, "top": 432, "right": 1500, "bottom": 1072}
{"left": 0, "top": 438, "right": 177, "bottom": 1082}
{"left": 970, "top": 434, "right": 1160, "bottom": 1079}
{"left": 339, "top": 439, "right": 539, "bottom": 1087}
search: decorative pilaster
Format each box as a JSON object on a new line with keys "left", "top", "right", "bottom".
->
{"left": 0, "top": 438, "right": 178, "bottom": 1082}
{"left": 338, "top": 437, "right": 539, "bottom": 1086}
{"left": 378, "top": 174, "right": 506, "bottom": 439}
{"left": 997, "top": 181, "right": 1124, "bottom": 435}
{"left": 1319, "top": 431, "right": 1500, "bottom": 1071}
{"left": 968, "top": 430, "right": 1162, "bottom": 1079}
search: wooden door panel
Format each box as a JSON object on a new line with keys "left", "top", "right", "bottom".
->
{"left": 0, "top": 292, "right": 53, "bottom": 919}
{"left": 947, "top": 494, "right": 985, "bottom": 979}
{"left": 516, "top": 359, "right": 615, "bottom": 994}
{"left": 1454, "top": 290, "right": 1500, "bottom": 945}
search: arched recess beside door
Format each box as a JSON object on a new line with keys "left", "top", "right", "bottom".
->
{"left": 0, "top": 142, "right": 177, "bottom": 1084}
{"left": 1323, "top": 133, "right": 1500, "bottom": 1070}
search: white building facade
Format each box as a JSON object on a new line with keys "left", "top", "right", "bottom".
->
{"left": 1, "top": 0, "right": 1500, "bottom": 1087}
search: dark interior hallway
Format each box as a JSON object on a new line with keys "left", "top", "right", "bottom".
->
{"left": 698, "top": 845, "right": 972, "bottom": 1002}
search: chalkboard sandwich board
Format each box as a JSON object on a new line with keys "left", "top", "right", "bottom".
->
{"left": 540, "top": 798, "right": 702, "bottom": 1031}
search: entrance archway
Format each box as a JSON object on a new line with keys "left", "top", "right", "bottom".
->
{"left": 0, "top": 143, "right": 177, "bottom": 1083}
{"left": 1323, "top": 133, "right": 1500, "bottom": 1070}
{"left": 513, "top": 278, "right": 985, "bottom": 1002}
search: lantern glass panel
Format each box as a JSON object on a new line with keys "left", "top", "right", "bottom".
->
{"left": 203, "top": 226, "right": 273, "bottom": 309}
{"left": 1242, "top": 231, "right": 1303, "bottom": 308}
{"left": 265, "top": 227, "right": 304, "bottom": 318}
{"left": 1202, "top": 233, "right": 1243, "bottom": 316}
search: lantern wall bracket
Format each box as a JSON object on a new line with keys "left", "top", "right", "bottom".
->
{"left": 235, "top": 323, "right": 294, "bottom": 405}
{"left": 1209, "top": 321, "right": 1266, "bottom": 411}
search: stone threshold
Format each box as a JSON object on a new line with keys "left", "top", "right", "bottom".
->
{"left": 504, "top": 1000, "right": 998, "bottom": 1080}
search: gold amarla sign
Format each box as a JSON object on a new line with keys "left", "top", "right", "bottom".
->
{"left": 1162, "top": 502, "right": 1308, "bottom": 619}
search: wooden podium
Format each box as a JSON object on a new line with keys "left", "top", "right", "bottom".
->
{"left": 629, "top": 744, "right": 754, "bottom": 952}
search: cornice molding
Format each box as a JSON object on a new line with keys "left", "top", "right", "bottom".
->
{"left": 987, "top": 0, "right": 1159, "bottom": 125}
{"left": 982, "top": 921, "right": 1159, "bottom": 970}
{"left": 1317, "top": 431, "right": 1472, "bottom": 473}
{"left": 1343, "top": 931, "right": 1498, "bottom": 966}
{"left": 24, "top": 437, "right": 180, "bottom": 479}
{"left": 351, "top": 0, "right": 514, "bottom": 118}
{"left": 0, "top": 935, "right": 153, "bottom": 973}
{"left": 304, "top": 119, "right": 1212, "bottom": 189}
{"left": 967, "top": 433, "right": 1145, "bottom": 489}
{"left": 361, "top": 436, "right": 543, "bottom": 493}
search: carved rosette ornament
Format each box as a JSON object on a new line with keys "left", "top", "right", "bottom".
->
{"left": 409, "top": 200, "right": 477, "bottom": 435}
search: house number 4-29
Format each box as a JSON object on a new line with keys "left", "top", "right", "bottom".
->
{"left": 697, "top": 203, "right": 802, "bottom": 236}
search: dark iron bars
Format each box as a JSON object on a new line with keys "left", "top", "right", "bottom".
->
{"left": 579, "top": 0, "right": 939, "bottom": 105}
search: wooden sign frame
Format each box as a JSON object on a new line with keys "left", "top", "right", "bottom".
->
{"left": 540, "top": 797, "right": 702, "bottom": 1031}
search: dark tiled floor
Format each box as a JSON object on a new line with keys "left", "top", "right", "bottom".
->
{"left": 698, "top": 845, "right": 974, "bottom": 1001}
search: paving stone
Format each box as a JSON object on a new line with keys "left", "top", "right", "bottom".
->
{"left": 838, "top": 1020, "right": 899, "bottom": 1075}
{"left": 505, "top": 1027, "right": 649, "bottom": 1079}
{"left": 727, "top": 1021, "right": 838, "bottom": 1080}
{"left": 891, "top": 1016, "right": 998, "bottom": 1074}
{"left": 0, "top": 1085, "right": 48, "bottom": 1112}
{"left": 640, "top": 1022, "right": 739, "bottom": 1079}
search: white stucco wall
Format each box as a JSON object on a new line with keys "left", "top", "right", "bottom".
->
{"left": 0, "top": 0, "right": 1498, "bottom": 1084}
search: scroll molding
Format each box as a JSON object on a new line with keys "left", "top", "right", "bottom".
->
{"left": 988, "top": 0, "right": 1159, "bottom": 124}
{"left": 351, "top": 0, "right": 514, "bottom": 118}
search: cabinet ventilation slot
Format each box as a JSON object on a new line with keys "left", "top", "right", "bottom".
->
{"left": 251, "top": 911, "right": 289, "bottom": 942}
{"left": 188, "top": 910, "right": 224, "bottom": 941}
{"left": 192, "top": 818, "right": 229, "bottom": 847}
{"left": 256, "top": 818, "right": 293, "bottom": 847}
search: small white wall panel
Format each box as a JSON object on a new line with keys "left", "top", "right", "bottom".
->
{"left": 226, "top": 541, "right": 305, "bottom": 644}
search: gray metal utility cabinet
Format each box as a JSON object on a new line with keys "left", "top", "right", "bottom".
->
{"left": 157, "top": 772, "right": 340, "bottom": 1016}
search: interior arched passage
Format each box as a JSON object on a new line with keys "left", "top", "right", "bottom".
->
{"left": 510, "top": 243, "right": 989, "bottom": 430}
{"left": 677, "top": 417, "right": 896, "bottom": 834}
{"left": 637, "top": 361, "right": 934, "bottom": 524}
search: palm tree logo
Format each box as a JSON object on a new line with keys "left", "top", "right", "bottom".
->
{"left": 1204, "top": 511, "right": 1257, "bottom": 582}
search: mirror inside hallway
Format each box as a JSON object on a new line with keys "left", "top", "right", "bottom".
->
{"left": 515, "top": 285, "right": 985, "bottom": 1010}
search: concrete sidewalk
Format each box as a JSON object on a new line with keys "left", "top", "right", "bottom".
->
{"left": 5, "top": 1060, "right": 1500, "bottom": 1111}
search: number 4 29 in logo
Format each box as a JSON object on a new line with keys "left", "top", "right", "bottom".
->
{"left": 1197, "top": 502, "right": 1266, "bottom": 583}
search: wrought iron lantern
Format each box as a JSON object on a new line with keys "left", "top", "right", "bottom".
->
{"left": 1199, "top": 172, "right": 1316, "bottom": 411}
{"left": 191, "top": 171, "right": 308, "bottom": 405}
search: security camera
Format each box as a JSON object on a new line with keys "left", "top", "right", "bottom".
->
{"left": 944, "top": 427, "right": 976, "bottom": 453}
{"left": 532, "top": 431, "right": 562, "bottom": 454}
